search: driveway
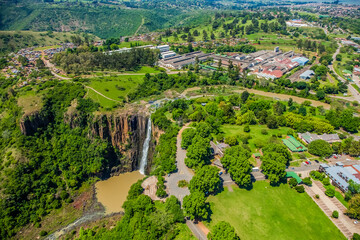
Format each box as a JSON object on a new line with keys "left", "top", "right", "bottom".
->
{"left": 165, "top": 124, "right": 208, "bottom": 240}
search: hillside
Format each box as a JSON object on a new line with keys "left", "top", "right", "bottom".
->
{"left": 0, "top": 2, "right": 213, "bottom": 39}
{"left": 0, "top": 31, "right": 99, "bottom": 55}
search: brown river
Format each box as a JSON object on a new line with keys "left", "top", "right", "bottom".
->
{"left": 95, "top": 171, "right": 144, "bottom": 214}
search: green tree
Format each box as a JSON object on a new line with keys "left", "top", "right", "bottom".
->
{"left": 164, "top": 196, "right": 184, "bottom": 223}
{"left": 261, "top": 152, "right": 286, "bottom": 185}
{"left": 332, "top": 210, "right": 339, "bottom": 218}
{"left": 183, "top": 191, "right": 209, "bottom": 221}
{"left": 181, "top": 128, "right": 196, "bottom": 149}
{"left": 347, "top": 194, "right": 360, "bottom": 219}
{"left": 189, "top": 165, "right": 221, "bottom": 195}
{"left": 224, "top": 136, "right": 238, "bottom": 146}
{"left": 308, "top": 140, "right": 333, "bottom": 157}
{"left": 207, "top": 221, "right": 240, "bottom": 240}
{"left": 289, "top": 178, "right": 298, "bottom": 188}
{"left": 221, "top": 145, "right": 252, "bottom": 187}
{"left": 241, "top": 90, "right": 250, "bottom": 103}
{"left": 185, "top": 136, "right": 211, "bottom": 168}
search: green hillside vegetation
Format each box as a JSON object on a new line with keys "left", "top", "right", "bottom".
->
{"left": 0, "top": 31, "right": 95, "bottom": 55}
{"left": 207, "top": 181, "right": 346, "bottom": 240}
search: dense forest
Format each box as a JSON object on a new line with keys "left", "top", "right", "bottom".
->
{"left": 0, "top": 79, "right": 120, "bottom": 238}
{"left": 53, "top": 47, "right": 159, "bottom": 73}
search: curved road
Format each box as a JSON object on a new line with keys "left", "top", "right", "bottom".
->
{"left": 165, "top": 124, "right": 208, "bottom": 240}
{"left": 329, "top": 43, "right": 360, "bottom": 103}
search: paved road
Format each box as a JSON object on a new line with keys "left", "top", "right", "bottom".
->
{"left": 329, "top": 43, "right": 360, "bottom": 103}
{"left": 165, "top": 124, "right": 208, "bottom": 240}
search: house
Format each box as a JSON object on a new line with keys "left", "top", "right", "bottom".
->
{"left": 252, "top": 153, "right": 261, "bottom": 159}
{"left": 300, "top": 70, "right": 315, "bottom": 80}
{"left": 353, "top": 66, "right": 360, "bottom": 76}
{"left": 298, "top": 132, "right": 340, "bottom": 144}
{"left": 210, "top": 141, "right": 230, "bottom": 157}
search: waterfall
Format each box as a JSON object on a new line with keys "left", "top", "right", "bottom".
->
{"left": 139, "top": 117, "right": 151, "bottom": 175}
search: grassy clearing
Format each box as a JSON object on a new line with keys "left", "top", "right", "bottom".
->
{"left": 86, "top": 75, "right": 144, "bottom": 108}
{"left": 207, "top": 181, "right": 345, "bottom": 240}
{"left": 17, "top": 93, "right": 43, "bottom": 116}
{"left": 33, "top": 45, "right": 61, "bottom": 51}
{"left": 124, "top": 66, "right": 164, "bottom": 74}
{"left": 352, "top": 84, "right": 360, "bottom": 93}
{"left": 221, "top": 124, "right": 291, "bottom": 152}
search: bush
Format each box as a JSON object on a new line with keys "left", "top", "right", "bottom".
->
{"left": 322, "top": 177, "right": 330, "bottom": 186}
{"left": 302, "top": 177, "right": 312, "bottom": 186}
{"left": 244, "top": 125, "right": 250, "bottom": 132}
{"left": 224, "top": 136, "right": 238, "bottom": 146}
{"left": 289, "top": 178, "right": 298, "bottom": 188}
{"left": 261, "top": 129, "right": 268, "bottom": 135}
{"left": 295, "top": 185, "right": 305, "bottom": 193}
{"left": 40, "top": 230, "right": 48, "bottom": 236}
{"left": 315, "top": 194, "right": 320, "bottom": 199}
{"left": 178, "top": 180, "right": 188, "bottom": 188}
{"left": 332, "top": 210, "right": 339, "bottom": 218}
{"left": 325, "top": 188, "right": 335, "bottom": 198}
{"left": 353, "top": 233, "right": 360, "bottom": 240}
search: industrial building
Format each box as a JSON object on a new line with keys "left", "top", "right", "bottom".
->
{"left": 291, "top": 57, "right": 309, "bottom": 66}
{"left": 319, "top": 163, "right": 360, "bottom": 192}
{"left": 161, "top": 51, "right": 177, "bottom": 59}
{"left": 300, "top": 70, "right": 315, "bottom": 80}
{"left": 158, "top": 51, "right": 212, "bottom": 69}
{"left": 151, "top": 45, "right": 170, "bottom": 53}
{"left": 298, "top": 132, "right": 340, "bottom": 144}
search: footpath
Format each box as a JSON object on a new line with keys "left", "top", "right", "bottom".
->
{"left": 305, "top": 180, "right": 360, "bottom": 239}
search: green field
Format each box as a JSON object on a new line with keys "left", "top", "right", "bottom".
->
{"left": 86, "top": 75, "right": 144, "bottom": 109}
{"left": 207, "top": 181, "right": 345, "bottom": 240}
{"left": 221, "top": 124, "right": 291, "bottom": 152}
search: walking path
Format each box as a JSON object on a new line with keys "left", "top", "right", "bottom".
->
{"left": 165, "top": 124, "right": 208, "bottom": 240}
{"left": 305, "top": 180, "right": 360, "bottom": 239}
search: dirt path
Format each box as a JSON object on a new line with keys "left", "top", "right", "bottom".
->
{"left": 134, "top": 17, "right": 145, "bottom": 36}
{"left": 182, "top": 86, "right": 331, "bottom": 110}
{"left": 85, "top": 86, "right": 121, "bottom": 103}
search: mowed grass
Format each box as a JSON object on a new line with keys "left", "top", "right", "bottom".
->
{"left": 221, "top": 124, "right": 291, "bottom": 152}
{"left": 86, "top": 75, "right": 144, "bottom": 108}
{"left": 207, "top": 181, "right": 346, "bottom": 240}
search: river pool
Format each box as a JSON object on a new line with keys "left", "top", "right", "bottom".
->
{"left": 95, "top": 171, "right": 144, "bottom": 214}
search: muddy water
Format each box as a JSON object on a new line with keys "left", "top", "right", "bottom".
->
{"left": 95, "top": 171, "right": 143, "bottom": 214}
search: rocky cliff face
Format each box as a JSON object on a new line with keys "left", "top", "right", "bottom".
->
{"left": 19, "top": 112, "right": 49, "bottom": 136}
{"left": 20, "top": 108, "right": 160, "bottom": 175}
{"left": 90, "top": 113, "right": 150, "bottom": 174}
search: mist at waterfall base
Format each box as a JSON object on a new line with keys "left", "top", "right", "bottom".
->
{"left": 139, "top": 118, "right": 152, "bottom": 175}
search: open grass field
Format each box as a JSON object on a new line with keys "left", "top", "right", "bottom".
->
{"left": 221, "top": 124, "right": 291, "bottom": 152}
{"left": 207, "top": 181, "right": 346, "bottom": 240}
{"left": 86, "top": 75, "right": 144, "bottom": 109}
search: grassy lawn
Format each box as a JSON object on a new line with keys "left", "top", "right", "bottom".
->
{"left": 124, "top": 66, "right": 164, "bottom": 74}
{"left": 174, "top": 223, "right": 197, "bottom": 240}
{"left": 221, "top": 124, "right": 291, "bottom": 152}
{"left": 352, "top": 84, "right": 360, "bottom": 93}
{"left": 86, "top": 75, "right": 144, "bottom": 108}
{"left": 207, "top": 181, "right": 345, "bottom": 240}
{"left": 17, "top": 92, "right": 43, "bottom": 116}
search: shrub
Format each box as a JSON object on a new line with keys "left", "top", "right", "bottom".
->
{"left": 178, "top": 180, "right": 188, "bottom": 188}
{"left": 295, "top": 185, "right": 305, "bottom": 193}
{"left": 325, "top": 188, "right": 335, "bottom": 198}
{"left": 302, "top": 177, "right": 312, "bottom": 186}
{"left": 323, "top": 177, "right": 330, "bottom": 186}
{"left": 243, "top": 125, "right": 250, "bottom": 132}
{"left": 332, "top": 210, "right": 339, "bottom": 218}
{"left": 261, "top": 129, "right": 268, "bottom": 135}
{"left": 353, "top": 233, "right": 360, "bottom": 240}
{"left": 40, "top": 230, "right": 48, "bottom": 236}
{"left": 225, "top": 136, "right": 238, "bottom": 146}
{"left": 315, "top": 194, "right": 320, "bottom": 199}
{"left": 289, "top": 178, "right": 298, "bottom": 188}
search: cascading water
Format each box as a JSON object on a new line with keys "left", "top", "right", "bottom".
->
{"left": 139, "top": 117, "right": 152, "bottom": 175}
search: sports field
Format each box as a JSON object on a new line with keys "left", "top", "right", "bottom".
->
{"left": 207, "top": 181, "right": 345, "bottom": 240}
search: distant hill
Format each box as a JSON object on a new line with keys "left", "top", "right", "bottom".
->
{"left": 0, "top": 31, "right": 99, "bottom": 55}
{"left": 0, "top": 1, "right": 214, "bottom": 39}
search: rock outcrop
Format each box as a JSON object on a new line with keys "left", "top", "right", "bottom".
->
{"left": 19, "top": 112, "right": 50, "bottom": 136}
